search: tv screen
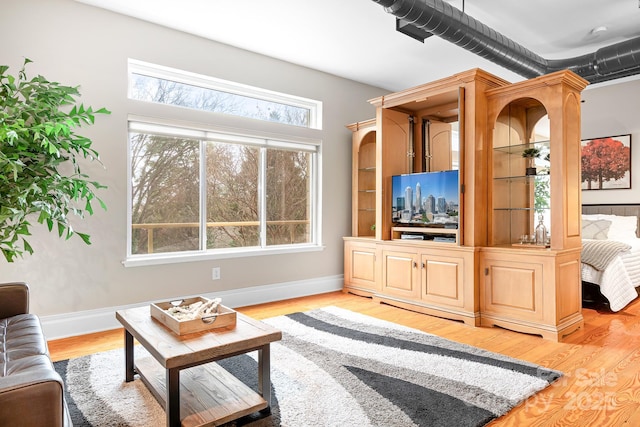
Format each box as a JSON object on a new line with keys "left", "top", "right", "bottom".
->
{"left": 391, "top": 170, "right": 459, "bottom": 226}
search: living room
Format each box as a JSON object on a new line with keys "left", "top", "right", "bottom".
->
{"left": 2, "top": 0, "right": 640, "bottom": 426}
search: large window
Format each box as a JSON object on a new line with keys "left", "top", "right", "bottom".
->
{"left": 126, "top": 61, "right": 321, "bottom": 265}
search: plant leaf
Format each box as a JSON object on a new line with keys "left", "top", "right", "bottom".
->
{"left": 76, "top": 232, "right": 92, "bottom": 245}
{"left": 23, "top": 239, "right": 33, "bottom": 255}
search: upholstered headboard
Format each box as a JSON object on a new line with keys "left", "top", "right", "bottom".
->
{"left": 582, "top": 204, "right": 640, "bottom": 238}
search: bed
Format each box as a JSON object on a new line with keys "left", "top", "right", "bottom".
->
{"left": 581, "top": 204, "right": 640, "bottom": 311}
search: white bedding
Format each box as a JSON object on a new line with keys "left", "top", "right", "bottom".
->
{"left": 581, "top": 236, "right": 640, "bottom": 312}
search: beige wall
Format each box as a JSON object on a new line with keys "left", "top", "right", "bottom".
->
{"left": 581, "top": 78, "right": 640, "bottom": 204}
{"left": 0, "top": 0, "right": 384, "bottom": 317}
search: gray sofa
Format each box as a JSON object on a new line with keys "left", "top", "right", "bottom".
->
{"left": 0, "top": 282, "right": 71, "bottom": 426}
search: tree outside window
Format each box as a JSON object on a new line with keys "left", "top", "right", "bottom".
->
{"left": 129, "top": 128, "right": 316, "bottom": 256}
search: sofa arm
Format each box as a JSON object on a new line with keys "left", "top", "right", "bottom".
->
{"left": 0, "top": 282, "right": 29, "bottom": 318}
{"left": 0, "top": 368, "right": 67, "bottom": 427}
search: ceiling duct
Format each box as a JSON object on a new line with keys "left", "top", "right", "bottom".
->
{"left": 372, "top": 0, "right": 640, "bottom": 84}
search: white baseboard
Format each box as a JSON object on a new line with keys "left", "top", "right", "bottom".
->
{"left": 40, "top": 275, "right": 344, "bottom": 340}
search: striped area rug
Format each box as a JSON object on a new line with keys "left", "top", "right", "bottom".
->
{"left": 55, "top": 306, "right": 561, "bottom": 427}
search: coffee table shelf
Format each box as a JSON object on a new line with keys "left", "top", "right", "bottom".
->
{"left": 136, "top": 357, "right": 267, "bottom": 426}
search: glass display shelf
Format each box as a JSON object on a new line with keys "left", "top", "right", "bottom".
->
{"left": 493, "top": 207, "right": 549, "bottom": 211}
{"left": 492, "top": 174, "right": 550, "bottom": 181}
{"left": 492, "top": 140, "right": 550, "bottom": 154}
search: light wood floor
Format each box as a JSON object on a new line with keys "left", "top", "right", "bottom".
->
{"left": 48, "top": 291, "right": 640, "bottom": 426}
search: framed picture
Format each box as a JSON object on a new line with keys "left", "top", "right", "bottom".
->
{"left": 581, "top": 134, "right": 632, "bottom": 190}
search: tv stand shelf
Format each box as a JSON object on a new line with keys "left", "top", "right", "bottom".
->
{"left": 391, "top": 226, "right": 458, "bottom": 243}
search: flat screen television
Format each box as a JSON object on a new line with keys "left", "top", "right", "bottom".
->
{"left": 391, "top": 170, "right": 459, "bottom": 226}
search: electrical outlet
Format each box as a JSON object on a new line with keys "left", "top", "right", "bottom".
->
{"left": 212, "top": 267, "right": 221, "bottom": 280}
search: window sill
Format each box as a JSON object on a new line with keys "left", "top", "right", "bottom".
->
{"left": 122, "top": 244, "right": 325, "bottom": 267}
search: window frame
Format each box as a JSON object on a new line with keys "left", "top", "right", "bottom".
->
{"left": 124, "top": 60, "right": 324, "bottom": 267}
{"left": 125, "top": 117, "right": 323, "bottom": 267}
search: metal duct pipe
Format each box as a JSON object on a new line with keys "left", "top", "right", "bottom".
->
{"left": 372, "top": 0, "right": 640, "bottom": 84}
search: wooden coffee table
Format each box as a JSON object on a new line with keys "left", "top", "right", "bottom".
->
{"left": 115, "top": 306, "right": 282, "bottom": 427}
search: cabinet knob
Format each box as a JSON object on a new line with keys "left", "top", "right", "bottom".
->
{"left": 413, "top": 261, "right": 418, "bottom": 268}
{"left": 422, "top": 262, "right": 426, "bottom": 269}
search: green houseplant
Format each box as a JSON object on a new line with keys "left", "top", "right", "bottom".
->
{"left": 0, "top": 59, "right": 110, "bottom": 262}
{"left": 521, "top": 147, "right": 541, "bottom": 176}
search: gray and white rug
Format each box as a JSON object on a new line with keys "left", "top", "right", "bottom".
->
{"left": 54, "top": 306, "right": 561, "bottom": 426}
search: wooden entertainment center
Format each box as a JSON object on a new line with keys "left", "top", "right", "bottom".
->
{"left": 344, "top": 68, "right": 588, "bottom": 341}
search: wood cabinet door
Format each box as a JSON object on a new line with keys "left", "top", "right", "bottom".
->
{"left": 381, "top": 249, "right": 420, "bottom": 299}
{"left": 378, "top": 108, "right": 412, "bottom": 240}
{"left": 480, "top": 254, "right": 544, "bottom": 322}
{"left": 421, "top": 253, "right": 464, "bottom": 308}
{"left": 344, "top": 240, "right": 378, "bottom": 292}
{"left": 427, "top": 120, "right": 452, "bottom": 172}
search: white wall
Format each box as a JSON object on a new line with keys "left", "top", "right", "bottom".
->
{"left": 581, "top": 77, "right": 640, "bottom": 204}
{"left": 0, "top": 0, "right": 385, "bottom": 323}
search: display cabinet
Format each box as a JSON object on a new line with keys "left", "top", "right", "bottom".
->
{"left": 481, "top": 70, "right": 588, "bottom": 340}
{"left": 343, "top": 69, "right": 587, "bottom": 341}
{"left": 490, "top": 98, "right": 551, "bottom": 247}
{"left": 347, "top": 119, "right": 377, "bottom": 238}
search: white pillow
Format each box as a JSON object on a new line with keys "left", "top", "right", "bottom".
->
{"left": 582, "top": 214, "right": 638, "bottom": 241}
{"left": 581, "top": 219, "right": 611, "bottom": 239}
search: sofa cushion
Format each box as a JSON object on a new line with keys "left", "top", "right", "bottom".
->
{"left": 1, "top": 314, "right": 49, "bottom": 375}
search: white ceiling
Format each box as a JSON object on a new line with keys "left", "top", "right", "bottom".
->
{"left": 78, "top": 0, "right": 640, "bottom": 91}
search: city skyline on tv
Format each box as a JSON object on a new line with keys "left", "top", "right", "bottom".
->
{"left": 391, "top": 170, "right": 459, "bottom": 225}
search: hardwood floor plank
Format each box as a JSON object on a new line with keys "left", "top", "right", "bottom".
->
{"left": 48, "top": 327, "right": 124, "bottom": 362}
{"left": 48, "top": 292, "right": 640, "bottom": 425}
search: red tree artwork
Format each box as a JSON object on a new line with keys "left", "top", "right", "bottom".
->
{"left": 581, "top": 136, "right": 631, "bottom": 190}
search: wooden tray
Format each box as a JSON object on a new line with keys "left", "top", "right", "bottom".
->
{"left": 150, "top": 296, "right": 236, "bottom": 335}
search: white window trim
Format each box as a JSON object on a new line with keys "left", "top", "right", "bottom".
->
{"left": 127, "top": 116, "right": 321, "bottom": 150}
{"left": 123, "top": 244, "right": 325, "bottom": 268}
{"left": 125, "top": 116, "right": 323, "bottom": 267}
{"left": 128, "top": 59, "right": 323, "bottom": 129}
